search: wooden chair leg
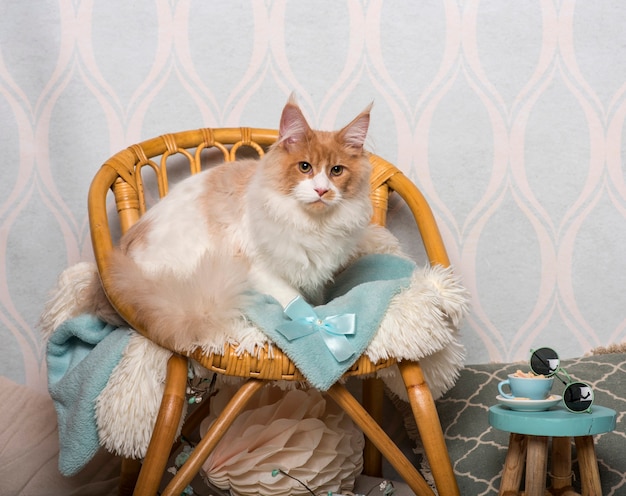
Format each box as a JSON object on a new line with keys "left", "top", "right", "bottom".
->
{"left": 575, "top": 435, "right": 602, "bottom": 496}
{"left": 362, "top": 377, "right": 384, "bottom": 477}
{"left": 525, "top": 436, "right": 548, "bottom": 496}
{"left": 133, "top": 354, "right": 188, "bottom": 496}
{"left": 172, "top": 389, "right": 216, "bottom": 452}
{"left": 328, "top": 382, "right": 436, "bottom": 496}
{"left": 499, "top": 433, "right": 527, "bottom": 495}
{"left": 162, "top": 379, "right": 266, "bottom": 496}
{"left": 118, "top": 457, "right": 141, "bottom": 496}
{"left": 398, "top": 360, "right": 460, "bottom": 496}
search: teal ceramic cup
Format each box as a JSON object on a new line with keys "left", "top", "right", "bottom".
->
{"left": 498, "top": 374, "right": 554, "bottom": 400}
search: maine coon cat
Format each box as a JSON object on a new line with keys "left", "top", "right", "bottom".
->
{"left": 103, "top": 97, "right": 400, "bottom": 351}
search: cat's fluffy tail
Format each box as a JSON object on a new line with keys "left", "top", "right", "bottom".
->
{"left": 105, "top": 250, "right": 250, "bottom": 352}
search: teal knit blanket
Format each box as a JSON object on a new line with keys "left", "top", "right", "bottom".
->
{"left": 245, "top": 254, "right": 416, "bottom": 390}
{"left": 47, "top": 315, "right": 131, "bottom": 476}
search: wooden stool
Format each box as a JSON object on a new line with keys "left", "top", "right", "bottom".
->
{"left": 489, "top": 404, "right": 616, "bottom": 496}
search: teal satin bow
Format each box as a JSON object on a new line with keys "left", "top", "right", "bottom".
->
{"left": 276, "top": 296, "right": 356, "bottom": 363}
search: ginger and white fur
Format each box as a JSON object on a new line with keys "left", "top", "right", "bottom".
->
{"left": 104, "top": 97, "right": 402, "bottom": 351}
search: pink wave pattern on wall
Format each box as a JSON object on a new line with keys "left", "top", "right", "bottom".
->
{"left": 0, "top": 0, "right": 625, "bottom": 389}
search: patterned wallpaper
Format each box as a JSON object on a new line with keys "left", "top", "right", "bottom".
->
{"left": 1, "top": 0, "right": 625, "bottom": 391}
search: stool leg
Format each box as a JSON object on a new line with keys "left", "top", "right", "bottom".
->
{"left": 550, "top": 437, "right": 573, "bottom": 493}
{"left": 525, "top": 436, "right": 548, "bottom": 496}
{"left": 499, "top": 433, "right": 527, "bottom": 496}
{"left": 575, "top": 435, "right": 602, "bottom": 496}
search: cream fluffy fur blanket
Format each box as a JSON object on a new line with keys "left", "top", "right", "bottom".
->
{"left": 41, "top": 260, "right": 468, "bottom": 459}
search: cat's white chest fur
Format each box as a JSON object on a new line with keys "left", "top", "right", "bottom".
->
{"left": 244, "top": 174, "right": 371, "bottom": 303}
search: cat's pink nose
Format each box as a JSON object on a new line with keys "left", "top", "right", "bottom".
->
{"left": 315, "top": 188, "right": 328, "bottom": 197}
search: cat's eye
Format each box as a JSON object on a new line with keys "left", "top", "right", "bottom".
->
{"left": 298, "top": 161, "right": 312, "bottom": 174}
{"left": 330, "top": 165, "right": 344, "bottom": 176}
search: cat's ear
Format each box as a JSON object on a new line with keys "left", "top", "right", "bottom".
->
{"left": 339, "top": 103, "right": 372, "bottom": 150}
{"left": 278, "top": 94, "right": 311, "bottom": 150}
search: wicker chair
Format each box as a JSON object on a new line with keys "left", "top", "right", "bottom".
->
{"left": 88, "top": 127, "right": 460, "bottom": 496}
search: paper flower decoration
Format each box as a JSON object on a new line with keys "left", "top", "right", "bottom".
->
{"left": 199, "top": 386, "right": 364, "bottom": 495}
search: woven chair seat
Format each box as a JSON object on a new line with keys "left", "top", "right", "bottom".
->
{"left": 191, "top": 345, "right": 397, "bottom": 382}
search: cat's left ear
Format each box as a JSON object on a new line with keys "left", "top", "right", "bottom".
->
{"left": 339, "top": 103, "right": 372, "bottom": 150}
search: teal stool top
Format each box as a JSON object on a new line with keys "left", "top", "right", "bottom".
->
{"left": 489, "top": 404, "right": 616, "bottom": 437}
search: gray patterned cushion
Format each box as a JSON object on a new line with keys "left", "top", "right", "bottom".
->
{"left": 435, "top": 353, "right": 626, "bottom": 494}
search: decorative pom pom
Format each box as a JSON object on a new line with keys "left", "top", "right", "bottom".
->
{"left": 199, "top": 386, "right": 364, "bottom": 495}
